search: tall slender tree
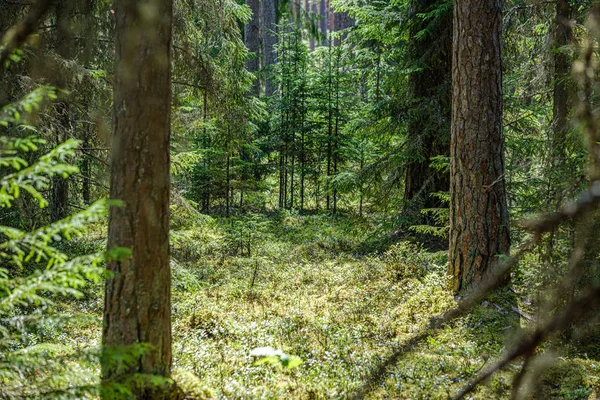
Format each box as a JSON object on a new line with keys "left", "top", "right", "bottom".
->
{"left": 50, "top": 0, "right": 74, "bottom": 222}
{"left": 102, "top": 0, "right": 174, "bottom": 396}
{"left": 550, "top": 0, "right": 573, "bottom": 206}
{"left": 262, "top": 0, "right": 278, "bottom": 96}
{"left": 245, "top": 0, "right": 260, "bottom": 96}
{"left": 449, "top": 0, "right": 510, "bottom": 292}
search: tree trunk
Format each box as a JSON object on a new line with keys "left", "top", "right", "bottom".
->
{"left": 449, "top": 0, "right": 510, "bottom": 293}
{"left": 245, "top": 0, "right": 260, "bottom": 96}
{"left": 319, "top": 0, "right": 327, "bottom": 45}
{"left": 262, "top": 0, "right": 277, "bottom": 96}
{"left": 50, "top": 0, "right": 74, "bottom": 222}
{"left": 404, "top": 0, "right": 451, "bottom": 211}
{"left": 310, "top": 0, "right": 317, "bottom": 50}
{"left": 82, "top": 134, "right": 90, "bottom": 205}
{"left": 549, "top": 0, "right": 572, "bottom": 207}
{"left": 102, "top": 0, "right": 173, "bottom": 397}
{"left": 226, "top": 153, "right": 231, "bottom": 216}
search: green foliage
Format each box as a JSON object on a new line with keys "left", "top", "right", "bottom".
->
{"left": 0, "top": 90, "right": 108, "bottom": 398}
{"left": 250, "top": 346, "right": 303, "bottom": 369}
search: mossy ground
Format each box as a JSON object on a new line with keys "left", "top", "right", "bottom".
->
{"left": 59, "top": 211, "right": 599, "bottom": 399}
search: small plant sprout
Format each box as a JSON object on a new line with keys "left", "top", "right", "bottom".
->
{"left": 249, "top": 347, "right": 303, "bottom": 369}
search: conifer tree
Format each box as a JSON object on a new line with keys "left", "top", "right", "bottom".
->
{"left": 102, "top": 0, "right": 174, "bottom": 396}
{"left": 449, "top": 0, "right": 510, "bottom": 292}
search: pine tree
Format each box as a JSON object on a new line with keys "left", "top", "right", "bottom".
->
{"left": 449, "top": 0, "right": 510, "bottom": 292}
{"left": 102, "top": 0, "right": 174, "bottom": 396}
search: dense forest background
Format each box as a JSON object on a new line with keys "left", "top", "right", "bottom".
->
{"left": 2, "top": 0, "right": 600, "bottom": 398}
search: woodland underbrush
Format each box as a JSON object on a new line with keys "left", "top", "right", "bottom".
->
{"left": 167, "top": 211, "right": 600, "bottom": 399}
{"left": 30, "top": 211, "right": 600, "bottom": 399}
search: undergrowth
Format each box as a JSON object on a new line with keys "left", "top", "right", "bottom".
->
{"left": 33, "top": 209, "right": 600, "bottom": 399}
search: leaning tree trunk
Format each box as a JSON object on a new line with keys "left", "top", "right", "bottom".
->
{"left": 245, "top": 0, "right": 260, "bottom": 96}
{"left": 262, "top": 0, "right": 277, "bottom": 96}
{"left": 102, "top": 0, "right": 173, "bottom": 397}
{"left": 449, "top": 0, "right": 510, "bottom": 293}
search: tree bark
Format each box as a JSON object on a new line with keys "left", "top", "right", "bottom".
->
{"left": 262, "top": 0, "right": 277, "bottom": 96}
{"left": 404, "top": 0, "right": 451, "bottom": 210}
{"left": 549, "top": 0, "right": 572, "bottom": 206}
{"left": 319, "top": 0, "right": 327, "bottom": 45}
{"left": 449, "top": 0, "right": 510, "bottom": 293}
{"left": 102, "top": 0, "right": 173, "bottom": 396}
{"left": 245, "top": 0, "right": 260, "bottom": 96}
{"left": 50, "top": 0, "right": 74, "bottom": 222}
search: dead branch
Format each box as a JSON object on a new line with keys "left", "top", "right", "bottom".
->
{"left": 453, "top": 285, "right": 600, "bottom": 400}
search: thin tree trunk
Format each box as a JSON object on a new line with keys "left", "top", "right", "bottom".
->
{"left": 326, "top": 44, "right": 333, "bottom": 210}
{"left": 319, "top": 0, "right": 327, "bottom": 45}
{"left": 359, "top": 155, "right": 364, "bottom": 217}
{"left": 226, "top": 153, "right": 231, "bottom": 216}
{"left": 50, "top": 0, "right": 73, "bottom": 222}
{"left": 82, "top": 134, "right": 90, "bottom": 205}
{"left": 202, "top": 90, "right": 210, "bottom": 213}
{"left": 102, "top": 0, "right": 173, "bottom": 396}
{"left": 449, "top": 0, "right": 510, "bottom": 293}
{"left": 310, "top": 0, "right": 317, "bottom": 50}
{"left": 550, "top": 0, "right": 572, "bottom": 207}
{"left": 333, "top": 48, "right": 340, "bottom": 214}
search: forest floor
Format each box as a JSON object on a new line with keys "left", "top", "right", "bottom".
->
{"left": 64, "top": 210, "right": 599, "bottom": 399}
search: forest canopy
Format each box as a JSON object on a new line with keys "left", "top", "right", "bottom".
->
{"left": 1, "top": 0, "right": 600, "bottom": 398}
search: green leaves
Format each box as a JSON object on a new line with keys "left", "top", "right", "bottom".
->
{"left": 250, "top": 346, "right": 303, "bottom": 369}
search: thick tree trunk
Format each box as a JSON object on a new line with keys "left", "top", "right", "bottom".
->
{"left": 449, "top": 0, "right": 510, "bottom": 293}
{"left": 245, "top": 0, "right": 260, "bottom": 96}
{"left": 404, "top": 0, "right": 451, "bottom": 209}
{"left": 102, "top": 0, "right": 173, "bottom": 396}
{"left": 262, "top": 0, "right": 277, "bottom": 96}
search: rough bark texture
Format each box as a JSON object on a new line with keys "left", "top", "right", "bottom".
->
{"left": 404, "top": 0, "right": 451, "bottom": 209}
{"left": 262, "top": 0, "right": 277, "bottom": 96}
{"left": 449, "top": 0, "right": 510, "bottom": 293}
{"left": 102, "top": 0, "right": 173, "bottom": 396}
{"left": 245, "top": 0, "right": 260, "bottom": 96}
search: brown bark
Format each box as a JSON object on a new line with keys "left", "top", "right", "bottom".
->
{"left": 449, "top": 0, "right": 510, "bottom": 293}
{"left": 245, "top": 0, "right": 260, "bottom": 96}
{"left": 102, "top": 0, "right": 173, "bottom": 396}
{"left": 403, "top": 0, "right": 451, "bottom": 209}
